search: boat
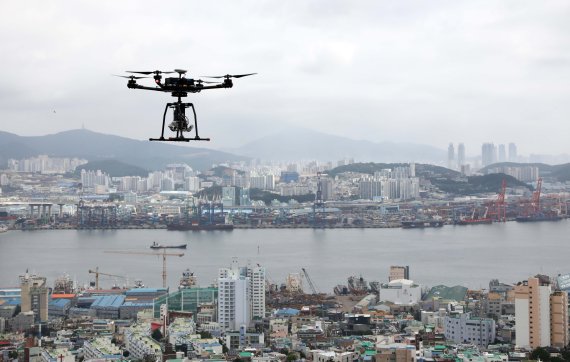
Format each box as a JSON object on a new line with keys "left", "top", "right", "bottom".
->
{"left": 334, "top": 284, "right": 349, "bottom": 295}
{"left": 348, "top": 275, "right": 368, "bottom": 295}
{"left": 0, "top": 225, "right": 8, "bottom": 233}
{"left": 515, "top": 214, "right": 564, "bottom": 222}
{"left": 150, "top": 241, "right": 187, "bottom": 249}
{"left": 455, "top": 206, "right": 492, "bottom": 225}
{"left": 0, "top": 211, "right": 17, "bottom": 227}
{"left": 167, "top": 222, "right": 234, "bottom": 231}
{"left": 401, "top": 220, "right": 444, "bottom": 228}
{"left": 455, "top": 218, "right": 493, "bottom": 225}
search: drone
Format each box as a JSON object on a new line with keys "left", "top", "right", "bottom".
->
{"left": 116, "top": 69, "right": 256, "bottom": 142}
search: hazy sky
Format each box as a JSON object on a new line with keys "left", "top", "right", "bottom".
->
{"left": 1, "top": 1, "right": 569, "bottom": 155}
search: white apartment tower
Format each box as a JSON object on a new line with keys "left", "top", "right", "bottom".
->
{"left": 218, "top": 263, "right": 250, "bottom": 331}
{"left": 457, "top": 143, "right": 465, "bottom": 170}
{"left": 246, "top": 263, "right": 266, "bottom": 320}
{"left": 447, "top": 143, "right": 455, "bottom": 170}
{"left": 498, "top": 144, "right": 506, "bottom": 162}
{"left": 218, "top": 260, "right": 266, "bottom": 331}
{"left": 482, "top": 143, "right": 497, "bottom": 167}
{"left": 509, "top": 143, "right": 518, "bottom": 162}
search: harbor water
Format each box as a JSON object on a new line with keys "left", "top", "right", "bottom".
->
{"left": 1, "top": 220, "right": 569, "bottom": 292}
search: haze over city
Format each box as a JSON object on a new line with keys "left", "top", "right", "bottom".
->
{"left": 1, "top": 1, "right": 570, "bottom": 156}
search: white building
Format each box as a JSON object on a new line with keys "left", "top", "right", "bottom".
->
{"left": 247, "top": 264, "right": 266, "bottom": 320}
{"left": 379, "top": 279, "right": 421, "bottom": 305}
{"left": 218, "top": 260, "right": 266, "bottom": 331}
{"left": 444, "top": 312, "right": 496, "bottom": 347}
{"left": 218, "top": 263, "right": 251, "bottom": 331}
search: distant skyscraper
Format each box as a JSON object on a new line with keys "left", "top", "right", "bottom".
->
{"left": 482, "top": 143, "right": 497, "bottom": 167}
{"left": 457, "top": 143, "right": 466, "bottom": 170}
{"left": 498, "top": 144, "right": 506, "bottom": 162}
{"left": 509, "top": 143, "right": 518, "bottom": 162}
{"left": 447, "top": 143, "right": 455, "bottom": 170}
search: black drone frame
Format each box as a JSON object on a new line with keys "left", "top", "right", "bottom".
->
{"left": 118, "top": 69, "right": 256, "bottom": 142}
{"left": 150, "top": 100, "right": 210, "bottom": 142}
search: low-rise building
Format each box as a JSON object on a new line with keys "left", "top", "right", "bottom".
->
{"left": 379, "top": 279, "right": 421, "bottom": 305}
{"left": 444, "top": 312, "right": 495, "bottom": 347}
{"left": 83, "top": 337, "right": 122, "bottom": 360}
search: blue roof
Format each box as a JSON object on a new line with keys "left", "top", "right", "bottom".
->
{"left": 121, "top": 301, "right": 153, "bottom": 307}
{"left": 91, "top": 295, "right": 125, "bottom": 309}
{"left": 49, "top": 299, "right": 70, "bottom": 308}
{"left": 275, "top": 308, "right": 300, "bottom": 316}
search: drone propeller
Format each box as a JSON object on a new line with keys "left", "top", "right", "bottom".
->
{"left": 196, "top": 79, "right": 220, "bottom": 84}
{"left": 126, "top": 70, "right": 175, "bottom": 75}
{"left": 202, "top": 73, "right": 257, "bottom": 79}
{"left": 113, "top": 74, "right": 149, "bottom": 79}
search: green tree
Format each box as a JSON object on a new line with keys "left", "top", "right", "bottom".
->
{"left": 530, "top": 347, "right": 550, "bottom": 361}
{"left": 200, "top": 330, "right": 213, "bottom": 339}
{"left": 287, "top": 352, "right": 298, "bottom": 362}
{"left": 151, "top": 328, "right": 163, "bottom": 342}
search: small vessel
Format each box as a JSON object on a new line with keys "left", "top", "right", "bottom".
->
{"left": 401, "top": 220, "right": 444, "bottom": 228}
{"left": 455, "top": 206, "right": 492, "bottom": 225}
{"left": 150, "top": 241, "right": 187, "bottom": 249}
{"left": 515, "top": 214, "right": 564, "bottom": 222}
{"left": 348, "top": 275, "right": 368, "bottom": 295}
{"left": 167, "top": 222, "right": 234, "bottom": 231}
{"left": 334, "top": 284, "right": 349, "bottom": 295}
{"left": 455, "top": 218, "right": 492, "bottom": 225}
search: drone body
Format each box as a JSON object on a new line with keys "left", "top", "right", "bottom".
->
{"left": 118, "top": 69, "right": 255, "bottom": 142}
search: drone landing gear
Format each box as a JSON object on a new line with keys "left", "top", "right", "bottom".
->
{"left": 149, "top": 101, "right": 210, "bottom": 142}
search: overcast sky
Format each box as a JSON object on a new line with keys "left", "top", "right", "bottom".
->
{"left": 1, "top": 1, "right": 569, "bottom": 155}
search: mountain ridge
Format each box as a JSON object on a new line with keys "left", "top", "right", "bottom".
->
{"left": 226, "top": 128, "right": 447, "bottom": 163}
{"left": 0, "top": 129, "right": 247, "bottom": 171}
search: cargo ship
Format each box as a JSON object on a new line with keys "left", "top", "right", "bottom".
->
{"left": 150, "top": 241, "right": 187, "bottom": 249}
{"left": 401, "top": 219, "right": 444, "bottom": 228}
{"left": 166, "top": 222, "right": 234, "bottom": 231}
{"left": 455, "top": 207, "right": 493, "bottom": 225}
{"left": 348, "top": 275, "right": 368, "bottom": 295}
{"left": 515, "top": 214, "right": 564, "bottom": 222}
{"left": 455, "top": 217, "right": 493, "bottom": 225}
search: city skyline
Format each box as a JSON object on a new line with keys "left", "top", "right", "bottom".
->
{"left": 1, "top": 1, "right": 570, "bottom": 155}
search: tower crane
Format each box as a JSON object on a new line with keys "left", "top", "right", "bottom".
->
{"left": 531, "top": 177, "right": 543, "bottom": 214}
{"left": 301, "top": 268, "right": 319, "bottom": 294}
{"left": 88, "top": 267, "right": 127, "bottom": 290}
{"left": 104, "top": 250, "right": 184, "bottom": 288}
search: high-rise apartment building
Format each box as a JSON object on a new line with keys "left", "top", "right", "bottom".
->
{"left": 509, "top": 143, "right": 518, "bottom": 162}
{"left": 217, "top": 260, "right": 266, "bottom": 331}
{"left": 447, "top": 143, "right": 455, "bottom": 170}
{"left": 498, "top": 144, "right": 506, "bottom": 162}
{"left": 246, "top": 264, "right": 266, "bottom": 320}
{"left": 482, "top": 143, "right": 497, "bottom": 167}
{"left": 457, "top": 143, "right": 465, "bottom": 170}
{"left": 20, "top": 272, "right": 49, "bottom": 323}
{"left": 514, "top": 276, "right": 569, "bottom": 349}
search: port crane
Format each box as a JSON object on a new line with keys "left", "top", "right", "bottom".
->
{"left": 88, "top": 267, "right": 127, "bottom": 290}
{"left": 104, "top": 250, "right": 184, "bottom": 288}
{"left": 301, "top": 268, "right": 319, "bottom": 294}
